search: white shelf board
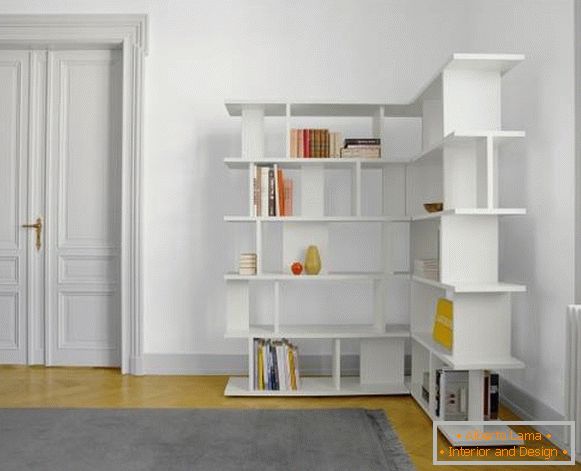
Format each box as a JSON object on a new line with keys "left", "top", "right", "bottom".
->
{"left": 412, "top": 332, "right": 525, "bottom": 370}
{"left": 411, "top": 208, "right": 527, "bottom": 221}
{"left": 410, "top": 53, "right": 524, "bottom": 106}
{"left": 225, "top": 323, "right": 410, "bottom": 339}
{"left": 225, "top": 272, "right": 386, "bottom": 282}
{"left": 225, "top": 100, "right": 287, "bottom": 116}
{"left": 223, "top": 157, "right": 407, "bottom": 169}
{"left": 412, "top": 275, "right": 526, "bottom": 293}
{"left": 412, "top": 130, "right": 525, "bottom": 163}
{"left": 439, "top": 423, "right": 524, "bottom": 447}
{"left": 224, "top": 376, "right": 409, "bottom": 396}
{"left": 225, "top": 99, "right": 420, "bottom": 117}
{"left": 445, "top": 53, "right": 525, "bottom": 75}
{"left": 224, "top": 215, "right": 410, "bottom": 223}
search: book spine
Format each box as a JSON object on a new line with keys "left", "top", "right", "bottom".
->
{"left": 435, "top": 369, "right": 441, "bottom": 418}
{"left": 260, "top": 168, "right": 269, "bottom": 217}
{"left": 288, "top": 345, "right": 296, "bottom": 390}
{"left": 489, "top": 373, "right": 499, "bottom": 420}
{"left": 344, "top": 138, "right": 381, "bottom": 146}
{"left": 264, "top": 341, "right": 271, "bottom": 390}
{"left": 303, "top": 129, "right": 309, "bottom": 158}
{"left": 271, "top": 344, "right": 279, "bottom": 390}
{"left": 273, "top": 164, "right": 280, "bottom": 216}
{"left": 298, "top": 129, "right": 304, "bottom": 158}
{"left": 290, "top": 129, "right": 298, "bottom": 158}
{"left": 309, "top": 129, "right": 314, "bottom": 158}
{"left": 317, "top": 129, "right": 322, "bottom": 158}
{"left": 253, "top": 169, "right": 258, "bottom": 217}
{"left": 257, "top": 341, "right": 264, "bottom": 390}
{"left": 277, "top": 169, "right": 285, "bottom": 216}
{"left": 292, "top": 345, "right": 300, "bottom": 389}
{"left": 324, "top": 129, "right": 329, "bottom": 157}
{"left": 284, "top": 178, "right": 293, "bottom": 217}
{"left": 276, "top": 344, "right": 286, "bottom": 391}
{"left": 268, "top": 168, "right": 275, "bottom": 217}
{"left": 284, "top": 343, "right": 291, "bottom": 390}
{"left": 483, "top": 372, "right": 490, "bottom": 420}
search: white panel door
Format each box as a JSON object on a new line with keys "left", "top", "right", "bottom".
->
{"left": 47, "top": 50, "right": 122, "bottom": 366}
{"left": 0, "top": 51, "right": 29, "bottom": 364}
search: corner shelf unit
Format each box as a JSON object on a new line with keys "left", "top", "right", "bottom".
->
{"left": 222, "top": 52, "right": 527, "bottom": 446}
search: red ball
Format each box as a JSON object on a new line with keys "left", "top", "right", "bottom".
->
{"left": 291, "top": 261, "right": 303, "bottom": 275}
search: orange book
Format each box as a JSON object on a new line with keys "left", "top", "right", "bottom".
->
{"left": 309, "top": 129, "right": 315, "bottom": 158}
{"left": 298, "top": 129, "right": 304, "bottom": 158}
{"left": 304, "top": 129, "right": 309, "bottom": 157}
{"left": 277, "top": 169, "right": 285, "bottom": 216}
{"left": 284, "top": 178, "right": 293, "bottom": 216}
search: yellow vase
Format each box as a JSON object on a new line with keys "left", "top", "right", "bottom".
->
{"left": 304, "top": 245, "right": 321, "bottom": 275}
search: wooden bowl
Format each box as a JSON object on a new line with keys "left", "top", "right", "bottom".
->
{"left": 423, "top": 202, "right": 443, "bottom": 213}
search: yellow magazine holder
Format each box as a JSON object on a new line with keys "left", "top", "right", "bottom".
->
{"left": 433, "top": 298, "right": 453, "bottom": 350}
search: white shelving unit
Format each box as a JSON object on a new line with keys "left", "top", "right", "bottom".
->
{"left": 223, "top": 96, "right": 409, "bottom": 396}
{"left": 222, "top": 53, "right": 527, "bottom": 447}
{"left": 406, "top": 53, "right": 526, "bottom": 447}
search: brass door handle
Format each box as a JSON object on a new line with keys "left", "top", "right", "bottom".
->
{"left": 22, "top": 217, "right": 42, "bottom": 251}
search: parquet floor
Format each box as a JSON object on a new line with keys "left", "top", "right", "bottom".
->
{"left": 0, "top": 366, "right": 577, "bottom": 470}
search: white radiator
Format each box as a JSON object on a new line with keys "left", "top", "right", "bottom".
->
{"left": 566, "top": 305, "right": 581, "bottom": 459}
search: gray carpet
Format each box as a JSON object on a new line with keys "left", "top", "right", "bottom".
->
{"left": 0, "top": 408, "right": 415, "bottom": 471}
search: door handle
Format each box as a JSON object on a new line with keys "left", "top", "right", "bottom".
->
{"left": 22, "top": 217, "right": 42, "bottom": 251}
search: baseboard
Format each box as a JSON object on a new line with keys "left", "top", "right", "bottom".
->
{"left": 129, "top": 355, "right": 144, "bottom": 375}
{"left": 500, "top": 377, "right": 570, "bottom": 452}
{"left": 142, "top": 353, "right": 412, "bottom": 376}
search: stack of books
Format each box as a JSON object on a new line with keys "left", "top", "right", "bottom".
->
{"left": 289, "top": 129, "right": 342, "bottom": 158}
{"left": 238, "top": 253, "right": 257, "bottom": 275}
{"left": 414, "top": 258, "right": 439, "bottom": 281}
{"left": 253, "top": 338, "right": 300, "bottom": 391}
{"left": 340, "top": 138, "right": 381, "bottom": 159}
{"left": 253, "top": 165, "right": 293, "bottom": 217}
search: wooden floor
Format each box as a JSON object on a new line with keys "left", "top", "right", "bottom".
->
{"left": 0, "top": 366, "right": 577, "bottom": 471}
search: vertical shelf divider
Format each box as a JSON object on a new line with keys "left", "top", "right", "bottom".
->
{"left": 273, "top": 281, "right": 280, "bottom": 333}
{"left": 256, "top": 219, "right": 263, "bottom": 275}
{"left": 248, "top": 337, "right": 255, "bottom": 391}
{"left": 352, "top": 161, "right": 362, "bottom": 216}
{"left": 332, "top": 339, "right": 341, "bottom": 390}
{"left": 248, "top": 163, "right": 256, "bottom": 217}
{"left": 285, "top": 103, "right": 291, "bottom": 158}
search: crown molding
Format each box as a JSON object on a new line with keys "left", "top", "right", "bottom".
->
{"left": 0, "top": 14, "right": 148, "bottom": 54}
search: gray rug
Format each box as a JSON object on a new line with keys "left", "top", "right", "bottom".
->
{"left": 0, "top": 408, "right": 415, "bottom": 471}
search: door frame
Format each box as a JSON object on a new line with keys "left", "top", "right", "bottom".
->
{"left": 0, "top": 15, "right": 148, "bottom": 374}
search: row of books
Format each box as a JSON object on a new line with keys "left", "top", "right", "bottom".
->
{"left": 253, "top": 339, "right": 300, "bottom": 391}
{"left": 422, "top": 370, "right": 499, "bottom": 420}
{"left": 289, "top": 130, "right": 382, "bottom": 159}
{"left": 290, "top": 129, "right": 342, "bottom": 158}
{"left": 253, "top": 165, "right": 293, "bottom": 217}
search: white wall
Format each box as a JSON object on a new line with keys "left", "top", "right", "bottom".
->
{"left": 0, "top": 0, "right": 574, "bottom": 416}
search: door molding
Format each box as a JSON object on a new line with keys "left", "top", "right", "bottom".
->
{"left": 0, "top": 15, "right": 148, "bottom": 374}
